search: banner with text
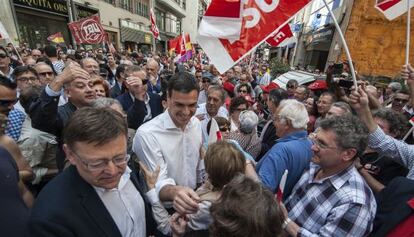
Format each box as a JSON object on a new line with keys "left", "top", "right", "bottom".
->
{"left": 376, "top": 0, "right": 414, "bottom": 20}
{"left": 197, "top": 0, "right": 312, "bottom": 73}
{"left": 68, "top": 15, "right": 107, "bottom": 44}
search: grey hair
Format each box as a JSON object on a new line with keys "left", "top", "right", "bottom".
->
{"left": 388, "top": 82, "right": 402, "bottom": 92}
{"left": 278, "top": 99, "right": 309, "bottom": 129}
{"left": 331, "top": 102, "right": 352, "bottom": 115}
{"left": 208, "top": 85, "right": 226, "bottom": 103}
{"left": 239, "top": 110, "right": 258, "bottom": 134}
{"left": 319, "top": 115, "right": 368, "bottom": 157}
{"left": 91, "top": 97, "right": 123, "bottom": 109}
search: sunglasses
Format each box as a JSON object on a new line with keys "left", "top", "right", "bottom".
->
{"left": 0, "top": 99, "right": 18, "bottom": 106}
{"left": 219, "top": 126, "right": 229, "bottom": 132}
{"left": 202, "top": 80, "right": 210, "bottom": 83}
{"left": 0, "top": 54, "right": 8, "bottom": 59}
{"left": 239, "top": 90, "right": 248, "bottom": 93}
{"left": 394, "top": 98, "right": 409, "bottom": 103}
{"left": 287, "top": 85, "right": 296, "bottom": 89}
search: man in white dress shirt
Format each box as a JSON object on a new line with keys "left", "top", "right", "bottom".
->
{"left": 133, "top": 71, "right": 204, "bottom": 214}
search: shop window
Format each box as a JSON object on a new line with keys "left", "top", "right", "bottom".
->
{"left": 103, "top": 0, "right": 115, "bottom": 5}
{"left": 119, "top": 0, "right": 132, "bottom": 11}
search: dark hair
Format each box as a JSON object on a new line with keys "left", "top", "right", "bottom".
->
{"left": 115, "top": 64, "right": 128, "bottom": 79}
{"left": 320, "top": 91, "right": 337, "bottom": 103}
{"left": 167, "top": 72, "right": 199, "bottom": 97}
{"left": 238, "top": 83, "right": 251, "bottom": 94}
{"left": 0, "top": 46, "right": 9, "bottom": 56}
{"left": 229, "top": 96, "right": 249, "bottom": 114}
{"left": 319, "top": 115, "right": 368, "bottom": 158}
{"left": 63, "top": 107, "right": 128, "bottom": 148}
{"left": 0, "top": 75, "right": 17, "bottom": 89}
{"left": 268, "top": 88, "right": 288, "bottom": 106}
{"left": 396, "top": 87, "right": 410, "bottom": 96}
{"left": 36, "top": 57, "right": 57, "bottom": 75}
{"left": 204, "top": 141, "right": 245, "bottom": 190}
{"left": 208, "top": 85, "right": 226, "bottom": 102}
{"left": 19, "top": 85, "right": 43, "bottom": 113}
{"left": 373, "top": 108, "right": 409, "bottom": 139}
{"left": 44, "top": 45, "right": 57, "bottom": 58}
{"left": 210, "top": 175, "right": 283, "bottom": 237}
{"left": 11, "top": 65, "right": 39, "bottom": 81}
{"left": 207, "top": 116, "right": 230, "bottom": 135}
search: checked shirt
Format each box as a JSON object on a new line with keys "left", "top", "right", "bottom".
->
{"left": 284, "top": 163, "right": 376, "bottom": 237}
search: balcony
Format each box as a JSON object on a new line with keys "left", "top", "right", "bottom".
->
{"left": 156, "top": 0, "right": 186, "bottom": 18}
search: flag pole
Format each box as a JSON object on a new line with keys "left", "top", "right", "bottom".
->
{"left": 10, "top": 43, "right": 24, "bottom": 66}
{"left": 406, "top": 0, "right": 411, "bottom": 66}
{"left": 322, "top": 0, "right": 357, "bottom": 88}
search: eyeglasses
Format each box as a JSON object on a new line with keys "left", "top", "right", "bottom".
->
{"left": 309, "top": 133, "right": 338, "bottom": 150}
{"left": 0, "top": 54, "right": 8, "bottom": 59}
{"left": 219, "top": 126, "right": 230, "bottom": 132}
{"left": 39, "top": 71, "right": 54, "bottom": 77}
{"left": 71, "top": 150, "right": 130, "bottom": 172}
{"left": 394, "top": 98, "right": 409, "bottom": 104}
{"left": 17, "top": 76, "right": 39, "bottom": 82}
{"left": 202, "top": 80, "right": 210, "bottom": 83}
{"left": 238, "top": 90, "right": 248, "bottom": 93}
{"left": 0, "top": 99, "right": 18, "bottom": 107}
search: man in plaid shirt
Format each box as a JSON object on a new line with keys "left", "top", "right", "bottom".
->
{"left": 281, "top": 116, "right": 376, "bottom": 237}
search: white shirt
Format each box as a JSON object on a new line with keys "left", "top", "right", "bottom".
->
{"left": 259, "top": 72, "right": 271, "bottom": 85}
{"left": 93, "top": 167, "right": 146, "bottom": 237}
{"left": 133, "top": 110, "right": 203, "bottom": 196}
{"left": 195, "top": 103, "right": 229, "bottom": 142}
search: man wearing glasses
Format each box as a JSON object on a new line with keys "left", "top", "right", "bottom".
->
{"left": 281, "top": 116, "right": 376, "bottom": 237}
{"left": 0, "top": 46, "right": 13, "bottom": 78}
{"left": 29, "top": 107, "right": 156, "bottom": 237}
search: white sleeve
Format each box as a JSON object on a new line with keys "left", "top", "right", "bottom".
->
{"left": 132, "top": 130, "right": 176, "bottom": 196}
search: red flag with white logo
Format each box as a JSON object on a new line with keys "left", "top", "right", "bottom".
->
{"left": 265, "top": 23, "right": 294, "bottom": 47}
{"left": 68, "top": 15, "right": 107, "bottom": 44}
{"left": 197, "top": 0, "right": 312, "bottom": 74}
{"left": 150, "top": 8, "right": 161, "bottom": 40}
{"left": 376, "top": 0, "right": 414, "bottom": 20}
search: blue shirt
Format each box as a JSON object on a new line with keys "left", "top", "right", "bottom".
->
{"left": 5, "top": 108, "right": 26, "bottom": 141}
{"left": 257, "top": 130, "right": 312, "bottom": 198}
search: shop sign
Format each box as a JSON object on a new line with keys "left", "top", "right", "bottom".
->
{"left": 75, "top": 4, "right": 99, "bottom": 20}
{"left": 13, "top": 0, "right": 68, "bottom": 16}
{"left": 144, "top": 34, "right": 152, "bottom": 44}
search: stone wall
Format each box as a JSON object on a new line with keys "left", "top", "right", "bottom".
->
{"left": 343, "top": 0, "right": 414, "bottom": 78}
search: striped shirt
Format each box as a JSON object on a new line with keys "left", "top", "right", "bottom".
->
{"left": 285, "top": 163, "right": 376, "bottom": 237}
{"left": 368, "top": 127, "right": 414, "bottom": 179}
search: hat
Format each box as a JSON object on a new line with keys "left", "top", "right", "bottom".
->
{"left": 308, "top": 80, "right": 327, "bottom": 90}
{"left": 223, "top": 81, "right": 235, "bottom": 94}
{"left": 202, "top": 72, "right": 214, "bottom": 82}
{"left": 260, "top": 82, "right": 280, "bottom": 93}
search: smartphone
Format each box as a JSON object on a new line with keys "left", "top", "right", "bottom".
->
{"left": 338, "top": 79, "right": 354, "bottom": 89}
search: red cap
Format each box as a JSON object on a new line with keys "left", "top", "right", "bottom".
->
{"left": 260, "top": 82, "right": 280, "bottom": 93}
{"left": 223, "top": 81, "right": 235, "bottom": 94}
{"left": 308, "top": 80, "right": 327, "bottom": 90}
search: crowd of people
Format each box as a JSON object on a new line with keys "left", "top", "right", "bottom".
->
{"left": 0, "top": 42, "right": 414, "bottom": 237}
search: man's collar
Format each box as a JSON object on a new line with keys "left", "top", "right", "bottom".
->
{"left": 309, "top": 162, "right": 354, "bottom": 190}
{"left": 93, "top": 166, "right": 132, "bottom": 194}
{"left": 277, "top": 130, "right": 308, "bottom": 143}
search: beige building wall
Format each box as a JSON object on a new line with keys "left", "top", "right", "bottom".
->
{"left": 181, "top": 0, "right": 198, "bottom": 41}
{"left": 0, "top": 0, "right": 19, "bottom": 45}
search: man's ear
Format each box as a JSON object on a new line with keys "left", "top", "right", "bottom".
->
{"left": 63, "top": 144, "right": 76, "bottom": 165}
{"left": 342, "top": 148, "right": 357, "bottom": 162}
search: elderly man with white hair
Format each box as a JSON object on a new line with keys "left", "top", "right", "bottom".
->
{"left": 255, "top": 99, "right": 313, "bottom": 199}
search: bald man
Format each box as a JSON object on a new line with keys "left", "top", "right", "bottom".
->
{"left": 146, "top": 58, "right": 161, "bottom": 94}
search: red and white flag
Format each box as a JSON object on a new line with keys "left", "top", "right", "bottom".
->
{"left": 150, "top": 8, "right": 160, "bottom": 40}
{"left": 197, "top": 0, "right": 312, "bottom": 74}
{"left": 0, "top": 21, "right": 10, "bottom": 40}
{"left": 276, "top": 169, "right": 289, "bottom": 203}
{"left": 198, "top": 0, "right": 243, "bottom": 41}
{"left": 265, "top": 23, "right": 294, "bottom": 47}
{"left": 68, "top": 15, "right": 107, "bottom": 44}
{"left": 376, "top": 0, "right": 414, "bottom": 20}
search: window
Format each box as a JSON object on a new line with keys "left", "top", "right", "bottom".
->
{"left": 173, "top": 0, "right": 186, "bottom": 9}
{"left": 176, "top": 19, "right": 181, "bottom": 34}
{"left": 103, "top": 0, "right": 115, "bottom": 4}
{"left": 119, "top": 0, "right": 131, "bottom": 11}
{"left": 155, "top": 9, "right": 165, "bottom": 31}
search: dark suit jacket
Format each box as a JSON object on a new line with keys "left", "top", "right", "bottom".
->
{"left": 369, "top": 177, "right": 414, "bottom": 237}
{"left": 257, "top": 120, "right": 278, "bottom": 161}
{"left": 29, "top": 89, "right": 77, "bottom": 170}
{"left": 116, "top": 92, "right": 163, "bottom": 130}
{"left": 28, "top": 165, "right": 156, "bottom": 237}
{"left": 110, "top": 83, "right": 123, "bottom": 99}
